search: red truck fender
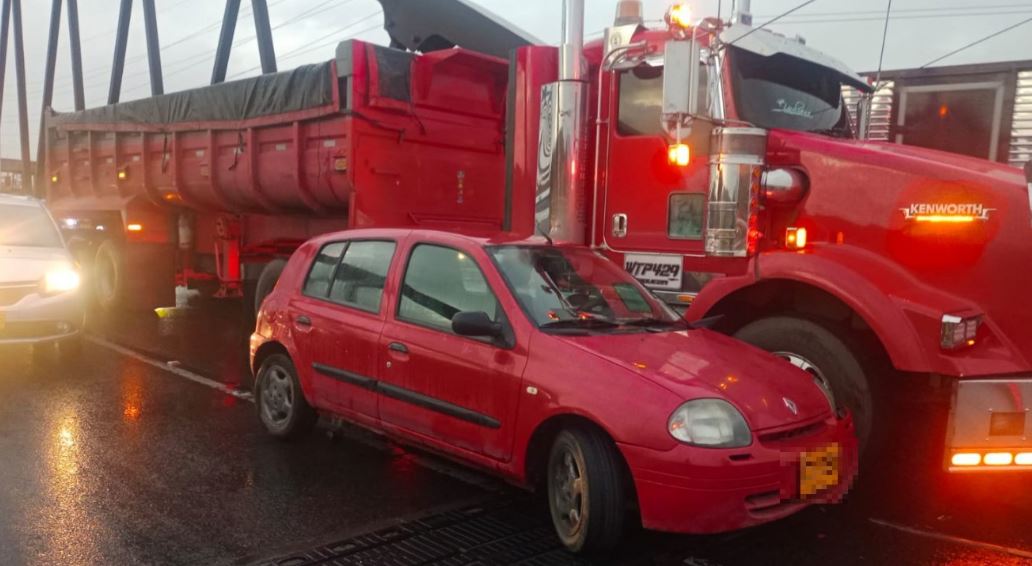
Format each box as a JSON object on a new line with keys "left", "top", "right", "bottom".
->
{"left": 686, "top": 245, "right": 1029, "bottom": 377}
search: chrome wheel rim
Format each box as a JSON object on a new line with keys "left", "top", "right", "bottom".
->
{"left": 774, "top": 351, "right": 836, "bottom": 405}
{"left": 550, "top": 446, "right": 586, "bottom": 539}
{"left": 260, "top": 364, "right": 294, "bottom": 431}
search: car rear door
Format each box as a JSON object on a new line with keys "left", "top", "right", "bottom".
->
{"left": 289, "top": 239, "right": 397, "bottom": 421}
{"left": 377, "top": 239, "right": 527, "bottom": 462}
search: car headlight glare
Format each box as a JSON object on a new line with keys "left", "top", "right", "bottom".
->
{"left": 668, "top": 399, "right": 752, "bottom": 448}
{"left": 42, "top": 268, "right": 81, "bottom": 294}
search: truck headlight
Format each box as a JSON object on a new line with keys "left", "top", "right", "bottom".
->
{"left": 668, "top": 399, "right": 752, "bottom": 448}
{"left": 42, "top": 267, "right": 81, "bottom": 295}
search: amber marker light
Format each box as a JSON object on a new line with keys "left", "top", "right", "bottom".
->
{"left": 913, "top": 215, "right": 977, "bottom": 223}
{"left": 668, "top": 144, "right": 690, "bottom": 167}
{"left": 126, "top": 223, "right": 143, "bottom": 232}
{"left": 983, "top": 452, "right": 1014, "bottom": 466}
{"left": 1016, "top": 453, "right": 1032, "bottom": 465}
{"left": 786, "top": 227, "right": 808, "bottom": 250}
{"left": 666, "top": 3, "right": 692, "bottom": 28}
{"left": 950, "top": 453, "right": 981, "bottom": 467}
{"left": 117, "top": 168, "right": 128, "bottom": 180}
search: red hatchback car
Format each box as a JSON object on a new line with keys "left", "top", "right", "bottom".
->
{"left": 250, "top": 228, "right": 858, "bottom": 553}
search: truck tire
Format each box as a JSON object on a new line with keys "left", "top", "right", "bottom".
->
{"left": 255, "top": 353, "right": 316, "bottom": 440}
{"left": 93, "top": 240, "right": 126, "bottom": 313}
{"left": 547, "top": 427, "right": 626, "bottom": 554}
{"left": 734, "top": 316, "right": 874, "bottom": 451}
{"left": 254, "top": 259, "right": 287, "bottom": 316}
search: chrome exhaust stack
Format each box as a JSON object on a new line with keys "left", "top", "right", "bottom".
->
{"left": 536, "top": 0, "right": 589, "bottom": 243}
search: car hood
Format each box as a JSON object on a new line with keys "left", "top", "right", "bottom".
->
{"left": 0, "top": 246, "right": 72, "bottom": 285}
{"left": 554, "top": 328, "right": 832, "bottom": 431}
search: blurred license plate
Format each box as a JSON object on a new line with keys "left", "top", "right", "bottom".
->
{"left": 800, "top": 443, "right": 840, "bottom": 497}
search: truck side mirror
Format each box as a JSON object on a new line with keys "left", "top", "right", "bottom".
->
{"left": 662, "top": 38, "right": 701, "bottom": 134}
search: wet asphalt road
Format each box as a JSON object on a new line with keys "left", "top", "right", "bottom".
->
{"left": 0, "top": 304, "right": 1030, "bottom": 565}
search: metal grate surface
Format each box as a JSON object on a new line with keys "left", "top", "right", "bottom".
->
{"left": 255, "top": 500, "right": 610, "bottom": 566}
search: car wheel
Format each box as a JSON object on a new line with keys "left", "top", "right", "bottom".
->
{"left": 254, "top": 259, "right": 287, "bottom": 317}
{"left": 734, "top": 316, "right": 874, "bottom": 452}
{"left": 255, "top": 353, "right": 316, "bottom": 440}
{"left": 93, "top": 240, "right": 125, "bottom": 313}
{"left": 547, "top": 427, "right": 626, "bottom": 554}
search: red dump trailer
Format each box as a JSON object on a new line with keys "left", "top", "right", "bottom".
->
{"left": 45, "top": 43, "right": 509, "bottom": 311}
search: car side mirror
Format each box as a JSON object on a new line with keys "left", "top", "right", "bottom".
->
{"left": 452, "top": 311, "right": 503, "bottom": 339}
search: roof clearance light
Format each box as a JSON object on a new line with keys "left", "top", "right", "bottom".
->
{"left": 666, "top": 3, "right": 692, "bottom": 29}
{"left": 950, "top": 453, "right": 981, "bottom": 467}
{"left": 127, "top": 223, "right": 143, "bottom": 232}
{"left": 983, "top": 452, "right": 1014, "bottom": 466}
{"left": 1016, "top": 453, "right": 1032, "bottom": 465}
{"left": 786, "top": 227, "right": 807, "bottom": 250}
{"left": 668, "top": 143, "right": 690, "bottom": 167}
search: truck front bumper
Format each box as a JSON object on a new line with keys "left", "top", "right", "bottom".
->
{"left": 618, "top": 414, "right": 858, "bottom": 534}
{"left": 946, "top": 378, "right": 1032, "bottom": 471}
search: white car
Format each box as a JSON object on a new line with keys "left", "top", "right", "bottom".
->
{"left": 0, "top": 193, "right": 84, "bottom": 359}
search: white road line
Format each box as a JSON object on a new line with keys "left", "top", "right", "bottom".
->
{"left": 87, "top": 336, "right": 254, "bottom": 402}
{"left": 870, "top": 518, "right": 1032, "bottom": 560}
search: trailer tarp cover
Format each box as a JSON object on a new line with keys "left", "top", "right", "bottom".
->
{"left": 50, "top": 62, "right": 334, "bottom": 127}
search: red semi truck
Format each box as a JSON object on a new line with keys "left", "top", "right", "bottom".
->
{"left": 44, "top": 0, "right": 1031, "bottom": 472}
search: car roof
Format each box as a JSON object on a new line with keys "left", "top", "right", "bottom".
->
{"left": 0, "top": 193, "right": 43, "bottom": 207}
{"left": 308, "top": 227, "right": 556, "bottom": 248}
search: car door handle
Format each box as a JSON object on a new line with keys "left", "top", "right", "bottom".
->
{"left": 387, "top": 342, "right": 408, "bottom": 354}
{"left": 295, "top": 315, "right": 312, "bottom": 327}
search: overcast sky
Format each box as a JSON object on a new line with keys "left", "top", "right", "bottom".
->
{"left": 2, "top": 0, "right": 1031, "bottom": 159}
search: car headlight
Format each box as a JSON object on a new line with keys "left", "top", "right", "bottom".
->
{"left": 42, "top": 267, "right": 81, "bottom": 295}
{"left": 668, "top": 399, "right": 752, "bottom": 448}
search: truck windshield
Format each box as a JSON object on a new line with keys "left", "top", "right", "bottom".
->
{"left": 0, "top": 203, "right": 62, "bottom": 248}
{"left": 730, "top": 47, "right": 851, "bottom": 137}
{"left": 488, "top": 245, "right": 682, "bottom": 331}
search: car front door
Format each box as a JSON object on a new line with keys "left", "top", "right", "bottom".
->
{"left": 377, "top": 240, "right": 527, "bottom": 462}
{"left": 289, "top": 239, "right": 397, "bottom": 421}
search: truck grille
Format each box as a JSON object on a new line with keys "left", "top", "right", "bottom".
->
{"left": 0, "top": 284, "right": 36, "bottom": 307}
{"left": 1008, "top": 70, "right": 1032, "bottom": 167}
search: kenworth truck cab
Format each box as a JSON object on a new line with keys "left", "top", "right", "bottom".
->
{"left": 524, "top": 1, "right": 1030, "bottom": 470}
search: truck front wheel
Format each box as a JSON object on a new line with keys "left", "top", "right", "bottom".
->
{"left": 734, "top": 316, "right": 874, "bottom": 451}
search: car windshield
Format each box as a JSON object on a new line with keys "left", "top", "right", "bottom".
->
{"left": 730, "top": 47, "right": 852, "bottom": 137}
{"left": 488, "top": 245, "right": 682, "bottom": 331}
{"left": 0, "top": 203, "right": 62, "bottom": 248}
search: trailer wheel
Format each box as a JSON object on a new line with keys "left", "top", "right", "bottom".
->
{"left": 254, "top": 259, "right": 286, "bottom": 316}
{"left": 93, "top": 240, "right": 126, "bottom": 313}
{"left": 735, "top": 316, "right": 874, "bottom": 451}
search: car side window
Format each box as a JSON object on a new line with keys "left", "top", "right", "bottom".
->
{"left": 398, "top": 244, "right": 499, "bottom": 333}
{"left": 328, "top": 241, "right": 396, "bottom": 312}
{"left": 303, "top": 242, "right": 347, "bottom": 298}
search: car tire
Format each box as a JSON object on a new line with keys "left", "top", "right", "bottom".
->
{"left": 547, "top": 427, "right": 626, "bottom": 554}
{"left": 254, "top": 259, "right": 287, "bottom": 316}
{"left": 734, "top": 316, "right": 874, "bottom": 452}
{"left": 93, "top": 240, "right": 125, "bottom": 313}
{"left": 255, "top": 353, "right": 316, "bottom": 440}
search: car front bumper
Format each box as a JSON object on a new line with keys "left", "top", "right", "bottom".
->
{"left": 0, "top": 290, "right": 85, "bottom": 345}
{"left": 619, "top": 413, "right": 858, "bottom": 534}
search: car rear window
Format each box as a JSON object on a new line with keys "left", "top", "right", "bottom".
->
{"left": 0, "top": 203, "right": 62, "bottom": 248}
{"left": 303, "top": 242, "right": 347, "bottom": 297}
{"left": 328, "top": 241, "right": 396, "bottom": 312}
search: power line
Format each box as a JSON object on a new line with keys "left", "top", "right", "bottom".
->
{"left": 921, "top": 14, "right": 1032, "bottom": 68}
{"left": 755, "top": 3, "right": 1032, "bottom": 19}
{"left": 871, "top": 0, "right": 892, "bottom": 94}
{"left": 769, "top": 8, "right": 1032, "bottom": 25}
